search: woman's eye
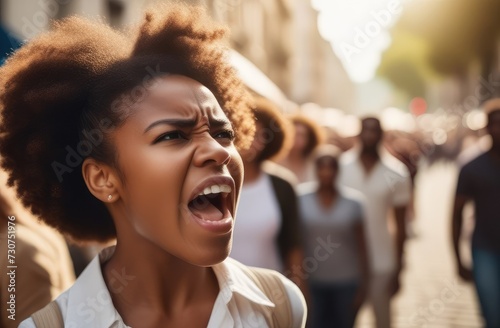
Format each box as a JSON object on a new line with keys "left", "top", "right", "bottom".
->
{"left": 154, "top": 131, "right": 185, "bottom": 143}
{"left": 214, "top": 130, "right": 235, "bottom": 141}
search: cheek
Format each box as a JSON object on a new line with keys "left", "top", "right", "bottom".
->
{"left": 362, "top": 133, "right": 375, "bottom": 143}
{"left": 318, "top": 171, "right": 331, "bottom": 180}
{"left": 295, "top": 134, "right": 307, "bottom": 147}
{"left": 119, "top": 147, "right": 191, "bottom": 222}
{"left": 317, "top": 167, "right": 337, "bottom": 181}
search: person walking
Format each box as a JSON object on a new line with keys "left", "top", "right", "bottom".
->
{"left": 452, "top": 98, "right": 500, "bottom": 328}
{"left": 299, "top": 146, "right": 369, "bottom": 328}
{"left": 338, "top": 117, "right": 411, "bottom": 328}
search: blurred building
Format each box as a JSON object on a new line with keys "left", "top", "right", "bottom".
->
{"left": 0, "top": 0, "right": 146, "bottom": 36}
{"left": 0, "top": 0, "right": 355, "bottom": 111}
{"left": 289, "top": 0, "right": 355, "bottom": 111}
{"left": 202, "top": 0, "right": 293, "bottom": 99}
{"left": 203, "top": 0, "right": 355, "bottom": 111}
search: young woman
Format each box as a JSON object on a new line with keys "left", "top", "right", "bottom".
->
{"left": 229, "top": 97, "right": 306, "bottom": 290}
{"left": 298, "top": 146, "right": 369, "bottom": 328}
{"left": 0, "top": 4, "right": 306, "bottom": 327}
{"left": 278, "top": 115, "right": 324, "bottom": 184}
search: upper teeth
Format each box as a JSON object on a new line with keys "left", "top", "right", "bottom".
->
{"left": 199, "top": 184, "right": 232, "bottom": 196}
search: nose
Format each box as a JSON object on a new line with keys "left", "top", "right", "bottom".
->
{"left": 193, "top": 135, "right": 231, "bottom": 167}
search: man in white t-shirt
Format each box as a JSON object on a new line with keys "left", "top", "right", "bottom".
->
{"left": 338, "top": 117, "right": 411, "bottom": 328}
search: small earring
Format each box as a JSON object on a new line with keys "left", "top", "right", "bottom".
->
{"left": 107, "top": 194, "right": 113, "bottom": 201}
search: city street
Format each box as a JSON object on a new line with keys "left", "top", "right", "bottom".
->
{"left": 355, "top": 161, "right": 484, "bottom": 327}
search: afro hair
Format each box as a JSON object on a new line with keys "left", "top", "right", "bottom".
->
{"left": 251, "top": 96, "right": 293, "bottom": 163}
{"left": 0, "top": 3, "right": 254, "bottom": 242}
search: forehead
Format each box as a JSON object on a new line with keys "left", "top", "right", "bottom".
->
{"left": 131, "top": 74, "right": 226, "bottom": 120}
{"left": 294, "top": 122, "right": 308, "bottom": 131}
{"left": 361, "top": 118, "right": 381, "bottom": 130}
{"left": 317, "top": 156, "right": 338, "bottom": 166}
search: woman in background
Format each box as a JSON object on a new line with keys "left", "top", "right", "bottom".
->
{"left": 298, "top": 146, "right": 369, "bottom": 328}
{"left": 230, "top": 97, "right": 308, "bottom": 295}
{"left": 278, "top": 115, "right": 324, "bottom": 184}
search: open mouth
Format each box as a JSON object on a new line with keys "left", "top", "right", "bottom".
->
{"left": 188, "top": 184, "right": 232, "bottom": 222}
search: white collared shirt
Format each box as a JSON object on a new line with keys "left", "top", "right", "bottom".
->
{"left": 338, "top": 147, "right": 411, "bottom": 273}
{"left": 19, "top": 247, "right": 306, "bottom": 328}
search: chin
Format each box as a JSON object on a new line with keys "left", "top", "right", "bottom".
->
{"left": 192, "top": 250, "right": 230, "bottom": 267}
{"left": 181, "top": 235, "right": 231, "bottom": 268}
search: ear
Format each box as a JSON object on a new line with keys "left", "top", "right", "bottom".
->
{"left": 82, "top": 158, "right": 121, "bottom": 203}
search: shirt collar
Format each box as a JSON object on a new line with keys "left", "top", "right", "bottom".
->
{"left": 342, "top": 142, "right": 398, "bottom": 168}
{"left": 212, "top": 257, "right": 275, "bottom": 308}
{"left": 63, "top": 247, "right": 274, "bottom": 328}
{"left": 64, "top": 246, "right": 126, "bottom": 328}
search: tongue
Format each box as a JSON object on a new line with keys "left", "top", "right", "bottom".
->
{"left": 189, "top": 197, "right": 224, "bottom": 221}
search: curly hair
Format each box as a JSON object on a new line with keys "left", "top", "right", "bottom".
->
{"left": 252, "top": 96, "right": 293, "bottom": 163}
{"left": 0, "top": 4, "right": 255, "bottom": 242}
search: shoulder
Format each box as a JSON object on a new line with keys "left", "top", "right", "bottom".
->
{"left": 338, "top": 148, "right": 358, "bottom": 166}
{"left": 339, "top": 187, "right": 365, "bottom": 206}
{"left": 223, "top": 258, "right": 307, "bottom": 327}
{"left": 17, "top": 295, "right": 68, "bottom": 328}
{"left": 340, "top": 194, "right": 362, "bottom": 208}
{"left": 337, "top": 191, "right": 365, "bottom": 219}
{"left": 460, "top": 152, "right": 488, "bottom": 172}
{"left": 18, "top": 317, "right": 36, "bottom": 328}
{"left": 262, "top": 161, "right": 298, "bottom": 187}
{"left": 379, "top": 159, "right": 411, "bottom": 193}
{"left": 279, "top": 272, "right": 307, "bottom": 328}
{"left": 244, "top": 264, "right": 307, "bottom": 327}
{"left": 263, "top": 167, "right": 298, "bottom": 201}
{"left": 297, "top": 182, "right": 316, "bottom": 198}
{"left": 380, "top": 154, "right": 410, "bottom": 178}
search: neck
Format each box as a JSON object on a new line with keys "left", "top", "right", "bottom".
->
{"left": 361, "top": 146, "right": 379, "bottom": 158}
{"left": 288, "top": 149, "right": 304, "bottom": 162}
{"left": 103, "top": 234, "right": 218, "bottom": 315}
{"left": 317, "top": 184, "right": 337, "bottom": 195}
{"left": 316, "top": 184, "right": 338, "bottom": 208}
{"left": 359, "top": 146, "right": 380, "bottom": 175}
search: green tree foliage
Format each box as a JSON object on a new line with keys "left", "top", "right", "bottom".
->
{"left": 379, "top": 0, "right": 500, "bottom": 97}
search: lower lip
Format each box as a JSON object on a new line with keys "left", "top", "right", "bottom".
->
{"left": 189, "top": 212, "right": 233, "bottom": 234}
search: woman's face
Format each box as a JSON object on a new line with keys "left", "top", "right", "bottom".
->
{"left": 110, "top": 75, "right": 243, "bottom": 266}
{"left": 292, "top": 122, "right": 309, "bottom": 154}
{"left": 316, "top": 157, "right": 338, "bottom": 187}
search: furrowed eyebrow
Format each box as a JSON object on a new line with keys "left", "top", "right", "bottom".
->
{"left": 144, "top": 118, "right": 197, "bottom": 134}
{"left": 143, "top": 117, "right": 232, "bottom": 134}
{"left": 209, "top": 117, "right": 233, "bottom": 129}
